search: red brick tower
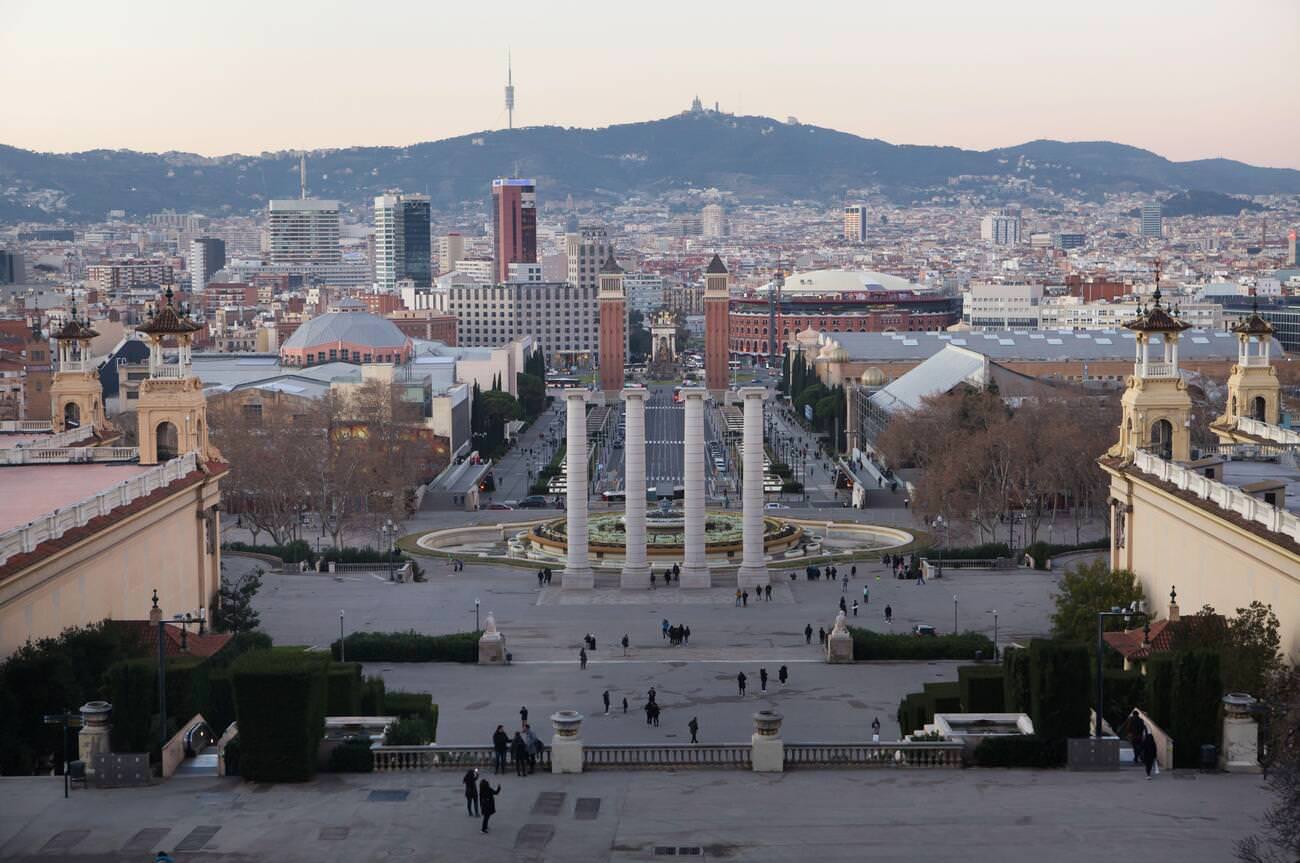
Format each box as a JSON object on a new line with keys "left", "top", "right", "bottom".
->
{"left": 597, "top": 253, "right": 626, "bottom": 395}
{"left": 703, "top": 254, "right": 730, "bottom": 396}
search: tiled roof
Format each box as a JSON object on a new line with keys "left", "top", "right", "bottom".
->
{"left": 705, "top": 254, "right": 727, "bottom": 275}
{"left": 138, "top": 289, "right": 202, "bottom": 336}
{"left": 1103, "top": 614, "right": 1227, "bottom": 660}
{"left": 112, "top": 620, "right": 234, "bottom": 658}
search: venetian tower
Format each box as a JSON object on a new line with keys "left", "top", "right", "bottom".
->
{"left": 1108, "top": 286, "right": 1193, "bottom": 462}
{"left": 1212, "top": 302, "right": 1281, "bottom": 443}
{"left": 703, "top": 254, "right": 730, "bottom": 396}
{"left": 597, "top": 253, "right": 626, "bottom": 396}
{"left": 135, "top": 287, "right": 208, "bottom": 465}
{"left": 49, "top": 300, "right": 107, "bottom": 434}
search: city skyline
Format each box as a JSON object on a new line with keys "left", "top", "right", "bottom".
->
{"left": 2, "top": 0, "right": 1298, "bottom": 169}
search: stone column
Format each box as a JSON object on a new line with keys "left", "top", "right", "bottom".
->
{"left": 680, "top": 388, "right": 710, "bottom": 588}
{"left": 550, "top": 710, "right": 585, "bottom": 774}
{"left": 736, "top": 386, "right": 769, "bottom": 588}
{"left": 1220, "top": 693, "right": 1261, "bottom": 772}
{"left": 751, "top": 710, "right": 784, "bottom": 773}
{"left": 563, "top": 391, "right": 593, "bottom": 589}
{"left": 621, "top": 389, "right": 651, "bottom": 588}
{"left": 78, "top": 700, "right": 113, "bottom": 778}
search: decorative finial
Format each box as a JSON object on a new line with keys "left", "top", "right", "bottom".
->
{"left": 164, "top": 285, "right": 175, "bottom": 306}
{"left": 1143, "top": 620, "right": 1151, "bottom": 645}
{"left": 151, "top": 589, "right": 159, "bottom": 610}
{"left": 1170, "top": 585, "right": 1177, "bottom": 604}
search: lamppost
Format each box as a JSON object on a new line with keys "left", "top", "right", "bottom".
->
{"left": 474, "top": 598, "right": 481, "bottom": 631}
{"left": 151, "top": 590, "right": 168, "bottom": 751}
{"left": 339, "top": 610, "right": 346, "bottom": 661}
{"left": 991, "top": 609, "right": 999, "bottom": 659}
{"left": 1096, "top": 601, "right": 1146, "bottom": 738}
{"left": 953, "top": 595, "right": 959, "bottom": 635}
{"left": 42, "top": 709, "right": 82, "bottom": 798}
{"left": 383, "top": 519, "right": 396, "bottom": 582}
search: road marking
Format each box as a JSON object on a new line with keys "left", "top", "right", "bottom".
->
{"left": 506, "top": 658, "right": 827, "bottom": 665}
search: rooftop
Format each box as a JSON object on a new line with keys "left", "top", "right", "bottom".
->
{"left": 282, "top": 311, "right": 410, "bottom": 352}
{"left": 0, "top": 463, "right": 154, "bottom": 535}
{"left": 824, "top": 328, "right": 1265, "bottom": 363}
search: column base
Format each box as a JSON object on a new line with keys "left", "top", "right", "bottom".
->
{"left": 678, "top": 564, "right": 711, "bottom": 589}
{"left": 736, "top": 564, "right": 770, "bottom": 589}
{"left": 751, "top": 735, "right": 784, "bottom": 772}
{"left": 620, "top": 562, "right": 651, "bottom": 589}
{"left": 550, "top": 738, "right": 584, "bottom": 773}
{"left": 562, "top": 567, "right": 594, "bottom": 589}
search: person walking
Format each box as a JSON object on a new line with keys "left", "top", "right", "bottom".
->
{"left": 512, "top": 732, "right": 528, "bottom": 777}
{"left": 818, "top": 626, "right": 827, "bottom": 645}
{"left": 683, "top": 626, "right": 691, "bottom": 645}
{"left": 735, "top": 589, "right": 742, "bottom": 607}
{"left": 852, "top": 600, "right": 859, "bottom": 617}
{"left": 644, "top": 701, "right": 654, "bottom": 726}
{"left": 871, "top": 717, "right": 881, "bottom": 743}
{"left": 884, "top": 604, "right": 893, "bottom": 624}
{"left": 478, "top": 779, "right": 501, "bottom": 833}
{"left": 463, "top": 768, "right": 481, "bottom": 816}
{"left": 688, "top": 716, "right": 699, "bottom": 744}
{"left": 863, "top": 584, "right": 869, "bottom": 605}
{"left": 492, "top": 725, "right": 509, "bottom": 774}
{"left": 520, "top": 706, "right": 528, "bottom": 724}
{"left": 522, "top": 724, "right": 539, "bottom": 774}
{"left": 841, "top": 574, "right": 847, "bottom": 593}
{"left": 648, "top": 686, "right": 657, "bottom": 705}
{"left": 622, "top": 697, "right": 628, "bottom": 714}
{"left": 764, "top": 584, "right": 772, "bottom": 601}
{"left": 603, "top": 690, "right": 611, "bottom": 715}
{"left": 579, "top": 647, "right": 588, "bottom": 670}
{"left": 650, "top": 702, "right": 661, "bottom": 727}
{"left": 662, "top": 618, "right": 670, "bottom": 640}
{"left": 778, "top": 665, "right": 788, "bottom": 685}
{"left": 804, "top": 624, "right": 813, "bottom": 645}
{"left": 622, "top": 634, "right": 630, "bottom": 656}
{"left": 1140, "top": 732, "right": 1158, "bottom": 779}
{"left": 742, "top": 590, "right": 749, "bottom": 607}
{"left": 839, "top": 597, "right": 847, "bottom": 614}
{"left": 673, "top": 563, "right": 680, "bottom": 580}
{"left": 737, "top": 671, "right": 747, "bottom": 696}
{"left": 851, "top": 565, "right": 857, "bottom": 579}
{"left": 759, "top": 667, "right": 768, "bottom": 692}
{"left": 537, "top": 570, "right": 544, "bottom": 587}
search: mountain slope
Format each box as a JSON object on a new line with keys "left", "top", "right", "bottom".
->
{"left": 1, "top": 112, "right": 1297, "bottom": 221}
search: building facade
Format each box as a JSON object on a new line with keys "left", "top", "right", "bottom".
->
{"left": 491, "top": 178, "right": 537, "bottom": 283}
{"left": 267, "top": 199, "right": 341, "bottom": 265}
{"left": 189, "top": 238, "right": 226, "bottom": 295}
{"left": 441, "top": 280, "right": 596, "bottom": 364}
{"left": 843, "top": 205, "right": 867, "bottom": 243}
{"left": 597, "top": 256, "right": 626, "bottom": 394}
{"left": 1141, "top": 204, "right": 1164, "bottom": 238}
{"left": 567, "top": 226, "right": 613, "bottom": 292}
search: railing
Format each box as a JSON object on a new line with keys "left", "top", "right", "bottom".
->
{"left": 584, "top": 743, "right": 752, "bottom": 768}
{"left": 784, "top": 741, "right": 965, "bottom": 768}
{"left": 0, "top": 451, "right": 198, "bottom": 566}
{"left": 0, "top": 446, "right": 139, "bottom": 466}
{"left": 150, "top": 365, "right": 189, "bottom": 379}
{"left": 12, "top": 425, "right": 93, "bottom": 448}
{"left": 1236, "top": 416, "right": 1300, "bottom": 446}
{"left": 1240, "top": 355, "right": 1269, "bottom": 367}
{"left": 1132, "top": 449, "right": 1300, "bottom": 544}
{"left": 0, "top": 420, "right": 54, "bottom": 433}
{"left": 920, "top": 557, "right": 1009, "bottom": 571}
{"left": 371, "top": 744, "right": 550, "bottom": 771}
{"left": 1140, "top": 362, "right": 1177, "bottom": 379}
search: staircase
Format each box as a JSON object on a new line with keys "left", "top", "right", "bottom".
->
{"left": 173, "top": 745, "right": 219, "bottom": 778}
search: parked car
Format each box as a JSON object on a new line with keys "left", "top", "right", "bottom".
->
{"left": 516, "top": 495, "right": 548, "bottom": 509}
{"left": 764, "top": 502, "right": 790, "bottom": 510}
{"left": 911, "top": 624, "right": 937, "bottom": 637}
{"left": 486, "top": 502, "right": 515, "bottom": 511}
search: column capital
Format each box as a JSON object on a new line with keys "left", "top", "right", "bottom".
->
{"left": 681, "top": 387, "right": 708, "bottom": 401}
{"left": 738, "top": 386, "right": 768, "bottom": 400}
{"left": 564, "top": 389, "right": 589, "bottom": 403}
{"left": 621, "top": 387, "right": 648, "bottom": 401}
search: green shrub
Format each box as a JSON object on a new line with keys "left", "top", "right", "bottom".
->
{"left": 1002, "top": 647, "right": 1031, "bottom": 714}
{"left": 923, "top": 681, "right": 962, "bottom": 717}
{"left": 385, "top": 718, "right": 433, "bottom": 746}
{"left": 1169, "top": 649, "right": 1223, "bottom": 769}
{"left": 1101, "top": 669, "right": 1146, "bottom": 732}
{"left": 165, "top": 655, "right": 211, "bottom": 725}
{"left": 1024, "top": 541, "right": 1052, "bottom": 570}
{"left": 780, "top": 481, "right": 804, "bottom": 493}
{"left": 223, "top": 539, "right": 314, "bottom": 563}
{"left": 385, "top": 691, "right": 434, "bottom": 722}
{"left": 1025, "top": 539, "right": 1109, "bottom": 569}
{"left": 849, "top": 628, "right": 994, "bottom": 661}
{"left": 207, "top": 670, "right": 236, "bottom": 735}
{"left": 927, "top": 542, "right": 1010, "bottom": 561}
{"left": 898, "top": 692, "right": 929, "bottom": 736}
{"left": 318, "top": 546, "right": 408, "bottom": 565}
{"left": 222, "top": 735, "right": 241, "bottom": 776}
{"left": 972, "top": 735, "right": 1054, "bottom": 767}
{"left": 106, "top": 658, "right": 157, "bottom": 754}
{"left": 331, "top": 631, "right": 480, "bottom": 663}
{"left": 959, "top": 666, "right": 1007, "bottom": 713}
{"left": 231, "top": 649, "right": 329, "bottom": 782}
{"left": 326, "top": 664, "right": 363, "bottom": 715}
{"left": 1028, "top": 639, "right": 1091, "bottom": 765}
{"left": 1145, "top": 654, "right": 1176, "bottom": 730}
{"left": 328, "top": 737, "right": 374, "bottom": 773}
{"left": 360, "top": 676, "right": 387, "bottom": 715}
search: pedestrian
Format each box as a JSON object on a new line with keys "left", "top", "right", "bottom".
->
{"left": 650, "top": 702, "right": 661, "bottom": 727}
{"left": 804, "top": 624, "right": 813, "bottom": 645}
{"left": 819, "top": 626, "right": 827, "bottom": 644}
{"left": 852, "top": 600, "right": 859, "bottom": 617}
{"left": 683, "top": 626, "right": 691, "bottom": 645}
{"left": 673, "top": 563, "right": 680, "bottom": 579}
{"left": 622, "top": 697, "right": 628, "bottom": 714}
{"left": 1140, "top": 732, "right": 1158, "bottom": 779}
{"left": 522, "top": 724, "right": 539, "bottom": 774}
{"left": 463, "top": 768, "right": 480, "bottom": 816}
{"left": 742, "top": 590, "right": 749, "bottom": 607}
{"left": 520, "top": 706, "right": 528, "bottom": 724}
{"left": 492, "top": 725, "right": 509, "bottom": 774}
{"left": 603, "top": 690, "right": 611, "bottom": 715}
{"left": 512, "top": 732, "right": 528, "bottom": 776}
{"left": 842, "top": 575, "right": 849, "bottom": 593}
{"left": 839, "top": 597, "right": 847, "bottom": 614}
{"left": 579, "top": 647, "right": 588, "bottom": 670}
{"left": 737, "top": 671, "right": 747, "bottom": 696}
{"left": 871, "top": 717, "right": 881, "bottom": 744}
{"left": 651, "top": 571, "right": 656, "bottom": 588}
{"left": 648, "top": 686, "right": 657, "bottom": 704}
{"left": 537, "top": 570, "right": 544, "bottom": 587}
{"left": 851, "top": 565, "right": 857, "bottom": 579}
{"left": 478, "top": 779, "right": 501, "bottom": 833}
{"left": 1121, "top": 710, "right": 1147, "bottom": 763}
{"left": 662, "top": 618, "right": 670, "bottom": 639}
{"left": 765, "top": 584, "right": 772, "bottom": 601}
{"left": 622, "top": 634, "right": 630, "bottom": 656}
{"left": 778, "top": 665, "right": 788, "bottom": 685}
{"left": 735, "top": 589, "right": 742, "bottom": 607}
{"left": 644, "top": 701, "right": 654, "bottom": 725}
{"left": 688, "top": 716, "right": 699, "bottom": 743}
{"left": 759, "top": 667, "right": 768, "bottom": 692}
{"left": 885, "top": 604, "right": 893, "bottom": 624}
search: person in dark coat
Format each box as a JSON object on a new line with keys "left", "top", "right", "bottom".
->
{"left": 818, "top": 626, "right": 827, "bottom": 645}
{"left": 603, "top": 690, "right": 611, "bottom": 715}
{"left": 650, "top": 702, "right": 660, "bottom": 727}
{"left": 1140, "top": 732, "right": 1158, "bottom": 779}
{"left": 683, "top": 626, "right": 691, "bottom": 644}
{"left": 579, "top": 647, "right": 588, "bottom": 669}
{"left": 511, "top": 732, "right": 528, "bottom": 776}
{"left": 492, "top": 725, "right": 509, "bottom": 774}
{"left": 478, "top": 779, "right": 501, "bottom": 833}
{"left": 688, "top": 717, "right": 699, "bottom": 744}
{"left": 1122, "top": 710, "right": 1147, "bottom": 763}
{"left": 759, "top": 667, "right": 768, "bottom": 692}
{"left": 737, "top": 671, "right": 747, "bottom": 696}
{"left": 804, "top": 624, "right": 813, "bottom": 645}
{"left": 462, "top": 768, "right": 480, "bottom": 816}
{"left": 520, "top": 706, "right": 528, "bottom": 723}
{"left": 778, "top": 665, "right": 788, "bottom": 685}
{"left": 884, "top": 604, "right": 893, "bottom": 624}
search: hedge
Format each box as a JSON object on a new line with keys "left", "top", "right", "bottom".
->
{"left": 972, "top": 735, "right": 1055, "bottom": 768}
{"left": 1023, "top": 539, "right": 1109, "bottom": 569}
{"left": 328, "top": 736, "right": 374, "bottom": 773}
{"left": 165, "top": 655, "right": 211, "bottom": 727}
{"left": 326, "top": 663, "right": 363, "bottom": 716}
{"left": 1144, "top": 654, "right": 1176, "bottom": 731}
{"left": 360, "top": 676, "right": 387, "bottom": 715}
{"left": 1002, "top": 647, "right": 1032, "bottom": 714}
{"left": 106, "top": 659, "right": 157, "bottom": 754}
{"left": 385, "top": 691, "right": 435, "bottom": 724}
{"left": 223, "top": 539, "right": 314, "bottom": 563}
{"left": 1028, "top": 639, "right": 1091, "bottom": 765}
{"left": 318, "top": 547, "right": 409, "bottom": 565}
{"left": 923, "top": 681, "right": 962, "bottom": 716}
{"left": 231, "top": 649, "right": 330, "bottom": 782}
{"left": 958, "top": 666, "right": 1006, "bottom": 713}
{"left": 330, "top": 631, "right": 481, "bottom": 663}
{"left": 849, "top": 628, "right": 994, "bottom": 661}
{"left": 385, "top": 717, "right": 433, "bottom": 746}
{"left": 1169, "top": 649, "right": 1222, "bottom": 769}
{"left": 1101, "top": 669, "right": 1146, "bottom": 733}
{"left": 207, "top": 671, "right": 236, "bottom": 735}
{"left": 897, "top": 692, "right": 929, "bottom": 736}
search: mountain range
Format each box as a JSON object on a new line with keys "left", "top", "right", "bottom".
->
{"left": 1, "top": 111, "right": 1297, "bottom": 222}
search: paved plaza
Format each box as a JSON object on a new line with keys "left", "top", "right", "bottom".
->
{"left": 0, "top": 768, "right": 1270, "bottom": 862}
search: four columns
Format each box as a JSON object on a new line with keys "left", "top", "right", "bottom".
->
{"left": 562, "top": 391, "right": 594, "bottom": 589}
{"left": 620, "top": 389, "right": 651, "bottom": 587}
{"left": 737, "top": 386, "right": 770, "bottom": 587}
{"left": 679, "top": 388, "right": 711, "bottom": 588}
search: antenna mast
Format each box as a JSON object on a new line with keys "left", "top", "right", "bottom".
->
{"left": 504, "top": 51, "right": 515, "bottom": 131}
{"left": 300, "top": 152, "right": 307, "bottom": 199}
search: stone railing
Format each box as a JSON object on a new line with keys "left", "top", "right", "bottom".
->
{"left": 1236, "top": 416, "right": 1300, "bottom": 446}
{"left": 584, "top": 743, "right": 752, "bottom": 769}
{"left": 12, "top": 425, "right": 94, "bottom": 448}
{"left": 0, "top": 446, "right": 138, "bottom": 466}
{"left": 1141, "top": 362, "right": 1177, "bottom": 379}
{"left": 0, "top": 420, "right": 54, "bottom": 433}
{"left": 371, "top": 744, "right": 550, "bottom": 772}
{"left": 1240, "top": 355, "right": 1269, "bottom": 368}
{"left": 784, "top": 741, "right": 965, "bottom": 768}
{"left": 0, "top": 451, "right": 198, "bottom": 566}
{"left": 151, "top": 364, "right": 188, "bottom": 379}
{"left": 1132, "top": 449, "right": 1300, "bottom": 543}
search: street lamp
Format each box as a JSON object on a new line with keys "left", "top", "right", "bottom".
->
{"left": 42, "top": 709, "right": 82, "bottom": 798}
{"left": 383, "top": 519, "right": 396, "bottom": 582}
{"left": 339, "top": 610, "right": 346, "bottom": 661}
{"left": 991, "top": 609, "right": 999, "bottom": 659}
{"left": 1096, "top": 600, "right": 1146, "bottom": 738}
{"left": 474, "top": 598, "right": 481, "bottom": 631}
{"left": 953, "top": 595, "right": 959, "bottom": 635}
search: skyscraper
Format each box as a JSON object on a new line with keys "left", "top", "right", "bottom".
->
{"left": 439, "top": 233, "right": 465, "bottom": 274}
{"left": 1141, "top": 204, "right": 1164, "bottom": 239}
{"left": 375, "top": 193, "right": 432, "bottom": 291}
{"left": 0, "top": 250, "right": 25, "bottom": 285}
{"left": 980, "top": 212, "right": 1022, "bottom": 246}
{"left": 374, "top": 194, "right": 402, "bottom": 291}
{"left": 567, "top": 226, "right": 613, "bottom": 292}
{"left": 843, "top": 205, "right": 867, "bottom": 243}
{"left": 189, "top": 238, "right": 225, "bottom": 294}
{"left": 704, "top": 254, "right": 730, "bottom": 395}
{"left": 268, "top": 199, "right": 341, "bottom": 265}
{"left": 1287, "top": 228, "right": 1297, "bottom": 266}
{"left": 597, "top": 254, "right": 626, "bottom": 395}
{"left": 702, "top": 204, "right": 728, "bottom": 239}
{"left": 401, "top": 195, "right": 432, "bottom": 288}
{"left": 491, "top": 178, "right": 537, "bottom": 284}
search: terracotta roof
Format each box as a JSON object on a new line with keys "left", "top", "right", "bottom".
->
{"left": 1123, "top": 290, "right": 1191, "bottom": 334}
{"left": 52, "top": 315, "right": 99, "bottom": 342}
{"left": 138, "top": 288, "right": 201, "bottom": 336}
{"left": 1103, "top": 614, "right": 1227, "bottom": 660}
{"left": 112, "top": 620, "right": 234, "bottom": 658}
{"left": 705, "top": 254, "right": 727, "bottom": 275}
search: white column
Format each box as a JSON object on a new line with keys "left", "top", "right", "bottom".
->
{"left": 736, "top": 386, "right": 769, "bottom": 587}
{"left": 679, "top": 388, "right": 710, "bottom": 588}
{"left": 621, "top": 389, "right": 650, "bottom": 588}
{"left": 1169, "top": 336, "right": 1179, "bottom": 372}
{"left": 563, "top": 391, "right": 593, "bottom": 589}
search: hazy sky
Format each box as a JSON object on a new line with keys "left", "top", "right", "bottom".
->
{"left": 4, "top": 0, "right": 1298, "bottom": 168}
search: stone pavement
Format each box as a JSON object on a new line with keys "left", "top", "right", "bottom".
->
{"left": 0, "top": 768, "right": 1269, "bottom": 862}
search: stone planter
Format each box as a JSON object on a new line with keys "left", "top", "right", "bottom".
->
{"left": 1221, "top": 693, "right": 1260, "bottom": 773}
{"left": 752, "top": 710, "right": 783, "bottom": 738}
{"left": 78, "top": 700, "right": 113, "bottom": 777}
{"left": 551, "top": 710, "right": 584, "bottom": 738}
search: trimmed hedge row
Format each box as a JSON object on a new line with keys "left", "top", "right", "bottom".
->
{"left": 971, "top": 735, "right": 1056, "bottom": 768}
{"left": 1028, "top": 639, "right": 1091, "bottom": 765}
{"left": 849, "top": 628, "right": 994, "bottom": 661}
{"left": 1023, "top": 539, "right": 1109, "bottom": 570}
{"left": 327, "top": 663, "right": 363, "bottom": 715}
{"left": 926, "top": 542, "right": 1011, "bottom": 561}
{"left": 328, "top": 736, "right": 374, "bottom": 773}
{"left": 1167, "top": 650, "right": 1222, "bottom": 769}
{"left": 1002, "top": 647, "right": 1032, "bottom": 714}
{"left": 330, "top": 631, "right": 481, "bottom": 663}
{"left": 958, "top": 666, "right": 1006, "bottom": 713}
{"left": 231, "top": 650, "right": 330, "bottom": 782}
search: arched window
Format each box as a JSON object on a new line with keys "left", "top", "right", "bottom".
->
{"left": 1150, "top": 419, "right": 1173, "bottom": 460}
{"left": 1252, "top": 396, "right": 1267, "bottom": 422}
{"left": 156, "top": 421, "right": 179, "bottom": 461}
{"left": 63, "top": 402, "right": 81, "bottom": 429}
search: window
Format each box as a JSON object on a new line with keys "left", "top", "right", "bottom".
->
{"left": 243, "top": 403, "right": 263, "bottom": 421}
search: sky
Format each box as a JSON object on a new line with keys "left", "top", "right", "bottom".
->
{"left": 3, "top": 0, "right": 1298, "bottom": 169}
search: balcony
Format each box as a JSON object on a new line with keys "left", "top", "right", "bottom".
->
{"left": 1140, "top": 362, "right": 1177, "bottom": 379}
{"left": 150, "top": 364, "right": 188, "bottom": 380}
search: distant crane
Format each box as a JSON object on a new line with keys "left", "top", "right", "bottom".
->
{"left": 504, "top": 52, "right": 515, "bottom": 131}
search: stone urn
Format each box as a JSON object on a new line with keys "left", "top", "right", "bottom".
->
{"left": 752, "top": 710, "right": 783, "bottom": 738}
{"left": 1221, "top": 693, "right": 1260, "bottom": 773}
{"left": 1222, "top": 692, "right": 1256, "bottom": 717}
{"left": 78, "top": 700, "right": 113, "bottom": 777}
{"left": 551, "top": 710, "right": 584, "bottom": 738}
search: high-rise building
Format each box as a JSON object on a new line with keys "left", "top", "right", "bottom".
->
{"left": 1288, "top": 228, "right": 1298, "bottom": 266}
{"left": 491, "top": 178, "right": 537, "bottom": 284}
{"left": 567, "top": 226, "right": 613, "bottom": 292}
{"left": 597, "top": 254, "right": 626, "bottom": 394}
{"left": 440, "top": 277, "right": 596, "bottom": 361}
{"left": 189, "top": 238, "right": 225, "bottom": 294}
{"left": 1141, "top": 204, "right": 1164, "bottom": 239}
{"left": 843, "top": 205, "right": 867, "bottom": 243}
{"left": 703, "top": 254, "right": 730, "bottom": 395}
{"left": 1054, "top": 233, "right": 1086, "bottom": 251}
{"left": 0, "top": 250, "right": 25, "bottom": 285}
{"left": 268, "top": 199, "right": 341, "bottom": 265}
{"left": 374, "top": 193, "right": 432, "bottom": 292}
{"left": 702, "top": 204, "right": 728, "bottom": 239}
{"left": 439, "top": 233, "right": 466, "bottom": 274}
{"left": 980, "top": 212, "right": 1022, "bottom": 246}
